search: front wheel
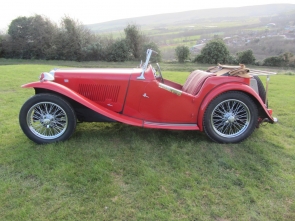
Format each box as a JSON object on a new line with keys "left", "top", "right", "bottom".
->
{"left": 19, "top": 93, "right": 77, "bottom": 144}
{"left": 203, "top": 91, "right": 258, "bottom": 143}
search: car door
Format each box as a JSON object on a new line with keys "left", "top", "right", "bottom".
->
{"left": 138, "top": 80, "right": 197, "bottom": 123}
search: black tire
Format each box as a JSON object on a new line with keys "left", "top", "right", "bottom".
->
{"left": 19, "top": 93, "right": 77, "bottom": 144}
{"left": 203, "top": 91, "right": 258, "bottom": 143}
{"left": 253, "top": 75, "right": 267, "bottom": 106}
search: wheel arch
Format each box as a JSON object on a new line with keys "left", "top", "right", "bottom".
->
{"left": 197, "top": 83, "right": 274, "bottom": 131}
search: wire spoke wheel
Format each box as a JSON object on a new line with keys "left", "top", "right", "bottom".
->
{"left": 211, "top": 99, "right": 250, "bottom": 138}
{"left": 20, "top": 94, "right": 76, "bottom": 144}
{"left": 27, "top": 102, "right": 68, "bottom": 139}
{"left": 203, "top": 92, "right": 258, "bottom": 143}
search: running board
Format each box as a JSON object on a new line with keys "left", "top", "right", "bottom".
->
{"left": 143, "top": 121, "right": 199, "bottom": 130}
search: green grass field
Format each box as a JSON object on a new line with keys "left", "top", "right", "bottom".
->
{"left": 0, "top": 63, "right": 295, "bottom": 220}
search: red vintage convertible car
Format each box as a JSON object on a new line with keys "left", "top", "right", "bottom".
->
{"left": 19, "top": 49, "right": 277, "bottom": 144}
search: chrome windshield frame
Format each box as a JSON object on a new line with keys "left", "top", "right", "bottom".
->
{"left": 137, "top": 49, "right": 157, "bottom": 80}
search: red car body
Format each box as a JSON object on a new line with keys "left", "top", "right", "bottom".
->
{"left": 19, "top": 49, "right": 276, "bottom": 144}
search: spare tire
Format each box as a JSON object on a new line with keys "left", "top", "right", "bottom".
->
{"left": 253, "top": 75, "right": 267, "bottom": 107}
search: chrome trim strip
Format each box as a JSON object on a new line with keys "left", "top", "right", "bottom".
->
{"left": 158, "top": 83, "right": 182, "bottom": 96}
{"left": 144, "top": 121, "right": 197, "bottom": 127}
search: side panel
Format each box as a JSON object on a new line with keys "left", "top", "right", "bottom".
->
{"left": 22, "top": 81, "right": 143, "bottom": 127}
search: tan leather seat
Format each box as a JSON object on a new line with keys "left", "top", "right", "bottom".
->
{"left": 182, "top": 70, "right": 215, "bottom": 95}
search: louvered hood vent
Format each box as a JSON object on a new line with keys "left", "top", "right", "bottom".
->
{"left": 78, "top": 84, "right": 120, "bottom": 102}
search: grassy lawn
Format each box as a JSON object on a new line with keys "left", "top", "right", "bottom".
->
{"left": 0, "top": 63, "right": 295, "bottom": 220}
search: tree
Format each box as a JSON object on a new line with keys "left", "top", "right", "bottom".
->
{"left": 29, "top": 15, "right": 57, "bottom": 59}
{"left": 141, "top": 42, "right": 161, "bottom": 62}
{"left": 124, "top": 24, "right": 143, "bottom": 60}
{"left": 175, "top": 45, "right": 190, "bottom": 63}
{"left": 7, "top": 16, "right": 35, "bottom": 58}
{"left": 7, "top": 15, "right": 56, "bottom": 59}
{"left": 236, "top": 49, "right": 256, "bottom": 64}
{"left": 194, "top": 39, "right": 230, "bottom": 64}
{"left": 55, "top": 16, "right": 93, "bottom": 61}
{"left": 8, "top": 16, "right": 31, "bottom": 40}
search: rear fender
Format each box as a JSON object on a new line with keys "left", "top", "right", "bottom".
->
{"left": 197, "top": 83, "right": 274, "bottom": 131}
{"left": 22, "top": 81, "right": 143, "bottom": 127}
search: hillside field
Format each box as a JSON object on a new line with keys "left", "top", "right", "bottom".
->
{"left": 90, "top": 4, "right": 295, "bottom": 61}
{"left": 0, "top": 63, "right": 295, "bottom": 220}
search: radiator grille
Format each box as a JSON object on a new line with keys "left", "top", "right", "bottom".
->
{"left": 78, "top": 84, "right": 120, "bottom": 102}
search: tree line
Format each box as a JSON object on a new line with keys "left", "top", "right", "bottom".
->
{"left": 175, "top": 39, "right": 295, "bottom": 67}
{"left": 1, "top": 14, "right": 294, "bottom": 67}
{"left": 0, "top": 15, "right": 161, "bottom": 62}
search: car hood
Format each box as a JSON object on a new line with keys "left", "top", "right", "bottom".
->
{"left": 53, "top": 68, "right": 142, "bottom": 81}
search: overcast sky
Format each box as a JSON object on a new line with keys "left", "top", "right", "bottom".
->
{"left": 1, "top": 0, "right": 295, "bottom": 31}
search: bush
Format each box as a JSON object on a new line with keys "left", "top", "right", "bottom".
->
{"left": 255, "top": 61, "right": 263, "bottom": 66}
{"left": 83, "top": 42, "right": 104, "bottom": 61}
{"left": 106, "top": 39, "right": 129, "bottom": 62}
{"left": 175, "top": 45, "right": 190, "bottom": 63}
{"left": 192, "top": 54, "right": 204, "bottom": 63}
{"left": 227, "top": 55, "right": 238, "bottom": 65}
{"left": 263, "top": 56, "right": 285, "bottom": 66}
{"left": 194, "top": 39, "right": 230, "bottom": 64}
{"left": 263, "top": 52, "right": 294, "bottom": 67}
{"left": 236, "top": 50, "right": 256, "bottom": 64}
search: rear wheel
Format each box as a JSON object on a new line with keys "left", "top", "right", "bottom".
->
{"left": 203, "top": 91, "right": 258, "bottom": 143}
{"left": 19, "top": 93, "right": 76, "bottom": 144}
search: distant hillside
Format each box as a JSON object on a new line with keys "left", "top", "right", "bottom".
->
{"left": 87, "top": 4, "right": 295, "bottom": 33}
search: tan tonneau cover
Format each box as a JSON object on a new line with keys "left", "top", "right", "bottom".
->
{"left": 207, "top": 64, "right": 276, "bottom": 78}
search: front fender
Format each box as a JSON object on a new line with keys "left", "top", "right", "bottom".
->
{"left": 22, "top": 81, "right": 143, "bottom": 127}
{"left": 197, "top": 83, "right": 274, "bottom": 131}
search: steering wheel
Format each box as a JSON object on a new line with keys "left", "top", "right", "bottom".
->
{"left": 155, "top": 63, "right": 164, "bottom": 83}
